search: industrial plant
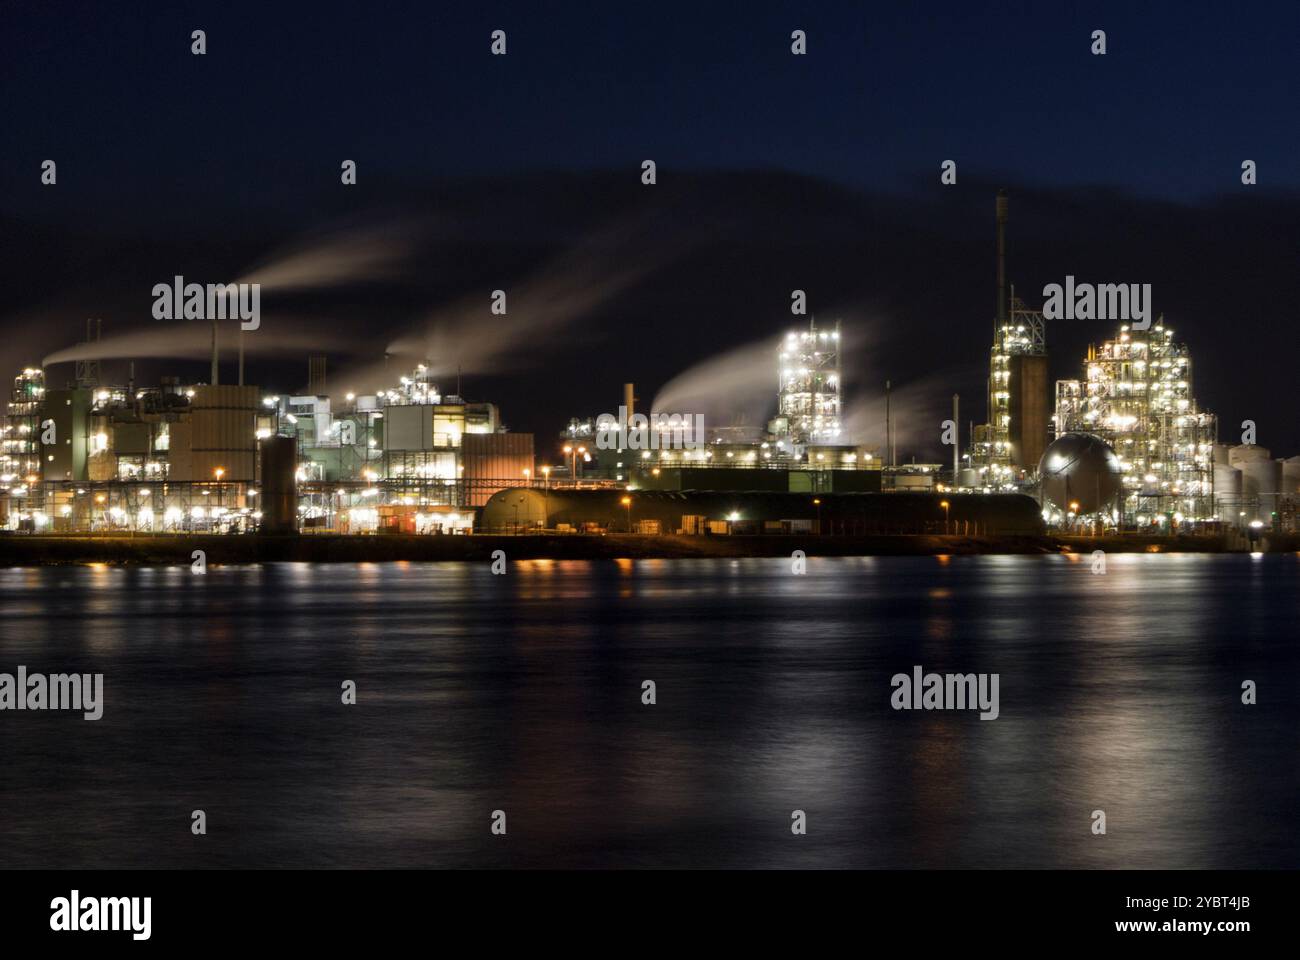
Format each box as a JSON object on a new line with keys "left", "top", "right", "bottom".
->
{"left": 2, "top": 194, "right": 1295, "bottom": 542}
{"left": 0, "top": 336, "right": 533, "bottom": 537}
{"left": 958, "top": 192, "right": 1296, "bottom": 534}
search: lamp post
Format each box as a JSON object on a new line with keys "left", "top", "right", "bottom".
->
{"left": 560, "top": 446, "right": 588, "bottom": 486}
{"left": 214, "top": 467, "right": 225, "bottom": 524}
{"left": 940, "top": 499, "right": 950, "bottom": 534}
{"left": 813, "top": 498, "right": 822, "bottom": 535}
{"left": 621, "top": 495, "right": 632, "bottom": 533}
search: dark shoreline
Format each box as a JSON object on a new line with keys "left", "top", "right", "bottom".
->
{"left": 0, "top": 532, "right": 1292, "bottom": 566}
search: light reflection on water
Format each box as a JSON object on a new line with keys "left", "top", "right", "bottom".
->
{"left": 0, "top": 554, "right": 1296, "bottom": 868}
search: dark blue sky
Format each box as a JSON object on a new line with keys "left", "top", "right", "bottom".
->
{"left": 3, "top": 1, "right": 1298, "bottom": 455}
{"left": 5, "top": 0, "right": 1297, "bottom": 206}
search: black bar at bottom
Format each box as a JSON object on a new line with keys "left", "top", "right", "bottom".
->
{"left": 0, "top": 869, "right": 1283, "bottom": 947}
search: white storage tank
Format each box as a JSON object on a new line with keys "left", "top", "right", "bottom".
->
{"left": 1228, "top": 443, "right": 1271, "bottom": 468}
{"left": 1231, "top": 445, "right": 1282, "bottom": 519}
{"left": 1283, "top": 456, "right": 1300, "bottom": 494}
{"left": 1213, "top": 462, "right": 1242, "bottom": 499}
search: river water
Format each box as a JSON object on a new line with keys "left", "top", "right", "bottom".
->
{"left": 0, "top": 554, "right": 1295, "bottom": 868}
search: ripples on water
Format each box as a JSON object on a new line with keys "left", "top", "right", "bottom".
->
{"left": 0, "top": 554, "right": 1296, "bottom": 868}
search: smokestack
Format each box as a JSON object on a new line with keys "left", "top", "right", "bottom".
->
{"left": 623, "top": 382, "right": 635, "bottom": 420}
{"left": 952, "top": 394, "right": 959, "bottom": 485}
{"left": 996, "top": 190, "right": 1009, "bottom": 324}
{"left": 308, "top": 356, "right": 326, "bottom": 396}
{"left": 210, "top": 318, "right": 219, "bottom": 385}
{"left": 885, "top": 379, "right": 894, "bottom": 468}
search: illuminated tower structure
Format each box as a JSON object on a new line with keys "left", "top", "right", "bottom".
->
{"left": 0, "top": 368, "right": 46, "bottom": 523}
{"left": 965, "top": 191, "right": 1049, "bottom": 489}
{"left": 1053, "top": 319, "right": 1216, "bottom": 524}
{"left": 2, "top": 368, "right": 44, "bottom": 480}
{"left": 775, "top": 317, "right": 842, "bottom": 448}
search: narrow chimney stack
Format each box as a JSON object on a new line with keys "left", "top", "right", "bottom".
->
{"left": 996, "top": 190, "right": 1009, "bottom": 324}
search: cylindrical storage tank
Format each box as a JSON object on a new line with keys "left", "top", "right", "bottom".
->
{"left": 258, "top": 435, "right": 298, "bottom": 534}
{"left": 958, "top": 467, "right": 980, "bottom": 489}
{"left": 1228, "top": 443, "right": 1272, "bottom": 469}
{"left": 1214, "top": 463, "right": 1242, "bottom": 495}
{"left": 1237, "top": 453, "right": 1282, "bottom": 520}
{"left": 1212, "top": 462, "right": 1242, "bottom": 511}
{"left": 1037, "top": 433, "right": 1123, "bottom": 514}
{"left": 1283, "top": 456, "right": 1300, "bottom": 494}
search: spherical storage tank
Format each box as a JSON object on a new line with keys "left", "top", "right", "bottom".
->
{"left": 1038, "top": 433, "right": 1123, "bottom": 514}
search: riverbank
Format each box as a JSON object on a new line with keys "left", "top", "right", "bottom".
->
{"left": 0, "top": 531, "right": 1294, "bottom": 565}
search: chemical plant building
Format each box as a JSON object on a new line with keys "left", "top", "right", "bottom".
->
{"left": 963, "top": 190, "right": 1051, "bottom": 488}
{"left": 0, "top": 359, "right": 534, "bottom": 535}
{"left": 957, "top": 193, "right": 1298, "bottom": 533}
{"left": 1041, "top": 318, "right": 1299, "bottom": 531}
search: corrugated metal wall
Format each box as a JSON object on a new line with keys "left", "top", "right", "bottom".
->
{"left": 190, "top": 385, "right": 259, "bottom": 483}
{"left": 462, "top": 433, "right": 534, "bottom": 506}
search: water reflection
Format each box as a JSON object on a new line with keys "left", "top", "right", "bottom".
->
{"left": 0, "top": 554, "right": 1295, "bottom": 868}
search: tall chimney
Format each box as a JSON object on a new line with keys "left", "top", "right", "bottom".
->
{"left": 308, "top": 356, "right": 326, "bottom": 396}
{"left": 885, "top": 379, "right": 894, "bottom": 468}
{"left": 996, "top": 189, "right": 1009, "bottom": 324}
{"left": 623, "top": 382, "right": 635, "bottom": 420}
{"left": 952, "top": 393, "right": 959, "bottom": 484}
{"left": 210, "top": 318, "right": 219, "bottom": 385}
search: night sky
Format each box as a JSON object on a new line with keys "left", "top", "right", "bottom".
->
{"left": 3, "top": 1, "right": 1298, "bottom": 456}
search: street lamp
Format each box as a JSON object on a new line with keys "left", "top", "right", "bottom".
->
{"left": 541, "top": 465, "right": 551, "bottom": 489}
{"left": 812, "top": 498, "right": 822, "bottom": 535}
{"left": 522, "top": 467, "right": 531, "bottom": 487}
{"left": 940, "top": 499, "right": 950, "bottom": 534}
{"left": 563, "top": 445, "right": 586, "bottom": 486}
{"left": 621, "top": 495, "right": 632, "bottom": 532}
